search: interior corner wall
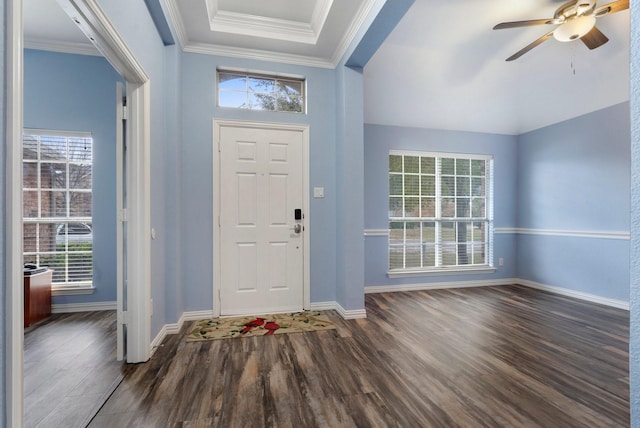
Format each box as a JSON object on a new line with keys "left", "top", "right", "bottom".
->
{"left": 0, "top": 0, "right": 7, "bottom": 419}
{"left": 516, "top": 103, "right": 630, "bottom": 302}
{"left": 97, "top": 0, "right": 179, "bottom": 338}
{"left": 23, "top": 49, "right": 123, "bottom": 306}
{"left": 627, "top": 0, "right": 639, "bottom": 420}
{"left": 335, "top": 65, "right": 366, "bottom": 311}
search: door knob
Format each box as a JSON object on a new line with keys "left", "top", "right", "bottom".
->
{"left": 292, "top": 224, "right": 302, "bottom": 234}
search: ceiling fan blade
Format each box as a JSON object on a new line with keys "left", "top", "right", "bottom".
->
{"left": 505, "top": 31, "right": 555, "bottom": 61}
{"left": 580, "top": 26, "right": 609, "bottom": 49}
{"left": 594, "top": 0, "right": 629, "bottom": 17}
{"left": 494, "top": 18, "right": 559, "bottom": 30}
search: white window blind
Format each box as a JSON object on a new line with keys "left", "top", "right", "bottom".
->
{"left": 23, "top": 130, "right": 93, "bottom": 287}
{"left": 389, "top": 150, "right": 493, "bottom": 271}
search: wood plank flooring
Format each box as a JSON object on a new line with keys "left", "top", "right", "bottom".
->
{"left": 89, "top": 285, "right": 629, "bottom": 427}
{"left": 24, "top": 311, "right": 127, "bottom": 428}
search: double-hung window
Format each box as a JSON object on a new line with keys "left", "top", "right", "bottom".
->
{"left": 23, "top": 130, "right": 93, "bottom": 289}
{"left": 389, "top": 150, "right": 493, "bottom": 273}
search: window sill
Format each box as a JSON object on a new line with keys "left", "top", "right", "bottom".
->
{"left": 51, "top": 285, "right": 96, "bottom": 296}
{"left": 388, "top": 266, "right": 496, "bottom": 278}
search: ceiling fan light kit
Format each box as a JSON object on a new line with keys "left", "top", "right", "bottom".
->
{"left": 493, "top": 0, "right": 628, "bottom": 61}
{"left": 553, "top": 15, "right": 596, "bottom": 41}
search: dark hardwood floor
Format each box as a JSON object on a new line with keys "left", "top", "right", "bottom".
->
{"left": 24, "top": 310, "right": 127, "bottom": 428}
{"left": 89, "top": 285, "right": 629, "bottom": 427}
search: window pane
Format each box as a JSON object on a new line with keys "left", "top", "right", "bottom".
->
{"left": 421, "top": 175, "right": 435, "bottom": 196}
{"left": 41, "top": 191, "right": 67, "bottom": 217}
{"left": 421, "top": 197, "right": 435, "bottom": 217}
{"left": 23, "top": 135, "right": 38, "bottom": 160}
{"left": 219, "top": 73, "right": 246, "bottom": 90}
{"left": 23, "top": 163, "right": 38, "bottom": 188}
{"left": 404, "top": 197, "right": 419, "bottom": 217}
{"left": 442, "top": 198, "right": 455, "bottom": 217}
{"left": 473, "top": 222, "right": 486, "bottom": 241}
{"left": 249, "top": 77, "right": 275, "bottom": 92}
{"left": 389, "top": 174, "right": 403, "bottom": 195}
{"left": 40, "top": 223, "right": 57, "bottom": 252}
{"left": 219, "top": 90, "right": 247, "bottom": 108}
{"left": 23, "top": 190, "right": 38, "bottom": 218}
{"left": 404, "top": 156, "right": 419, "bottom": 173}
{"left": 40, "top": 253, "right": 67, "bottom": 283}
{"left": 441, "top": 176, "right": 455, "bottom": 196}
{"left": 405, "top": 245, "right": 421, "bottom": 268}
{"left": 456, "top": 158, "right": 470, "bottom": 175}
{"left": 472, "top": 198, "right": 485, "bottom": 218}
{"left": 69, "top": 164, "right": 92, "bottom": 189}
{"left": 456, "top": 177, "right": 470, "bottom": 196}
{"left": 248, "top": 93, "right": 276, "bottom": 110}
{"left": 277, "top": 96, "right": 302, "bottom": 113}
{"left": 441, "top": 222, "right": 455, "bottom": 244}
{"left": 442, "top": 244, "right": 457, "bottom": 266}
{"left": 456, "top": 198, "right": 470, "bottom": 217}
{"left": 472, "top": 244, "right": 486, "bottom": 265}
{"left": 422, "top": 244, "right": 436, "bottom": 267}
{"left": 389, "top": 246, "right": 404, "bottom": 269}
{"left": 472, "top": 177, "right": 485, "bottom": 196}
{"left": 24, "top": 223, "right": 37, "bottom": 253}
{"left": 40, "top": 136, "right": 67, "bottom": 161}
{"left": 441, "top": 158, "right": 455, "bottom": 175}
{"left": 422, "top": 221, "right": 436, "bottom": 243}
{"left": 277, "top": 80, "right": 302, "bottom": 96}
{"left": 404, "top": 175, "right": 419, "bottom": 196}
{"left": 389, "top": 222, "right": 405, "bottom": 245}
{"left": 69, "top": 138, "right": 92, "bottom": 162}
{"left": 389, "top": 155, "right": 402, "bottom": 173}
{"left": 70, "top": 192, "right": 91, "bottom": 217}
{"left": 67, "top": 251, "right": 92, "bottom": 282}
{"left": 471, "top": 159, "right": 485, "bottom": 176}
{"left": 40, "top": 163, "right": 66, "bottom": 189}
{"left": 389, "top": 198, "right": 403, "bottom": 217}
{"left": 421, "top": 157, "right": 435, "bottom": 174}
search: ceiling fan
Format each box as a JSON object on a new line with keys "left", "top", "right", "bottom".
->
{"left": 493, "top": 0, "right": 629, "bottom": 61}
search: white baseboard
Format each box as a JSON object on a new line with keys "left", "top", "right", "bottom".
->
{"left": 365, "top": 278, "right": 518, "bottom": 294}
{"left": 516, "top": 279, "right": 629, "bottom": 310}
{"left": 51, "top": 301, "right": 116, "bottom": 313}
{"left": 150, "top": 310, "right": 214, "bottom": 356}
{"left": 309, "top": 301, "right": 367, "bottom": 319}
{"left": 364, "top": 278, "right": 629, "bottom": 310}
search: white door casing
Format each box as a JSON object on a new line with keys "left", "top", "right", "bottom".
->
{"left": 214, "top": 121, "right": 310, "bottom": 316}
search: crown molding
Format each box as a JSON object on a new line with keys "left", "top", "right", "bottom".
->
{"left": 205, "top": 0, "right": 333, "bottom": 45}
{"left": 330, "top": 0, "right": 378, "bottom": 66}
{"left": 24, "top": 37, "right": 101, "bottom": 56}
{"left": 184, "top": 42, "right": 335, "bottom": 69}
{"left": 161, "top": 0, "right": 188, "bottom": 49}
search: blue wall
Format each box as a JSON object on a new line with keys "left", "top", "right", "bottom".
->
{"left": 628, "top": 0, "right": 639, "bottom": 420}
{"left": 96, "top": 0, "right": 183, "bottom": 337}
{"left": 180, "top": 53, "right": 338, "bottom": 310}
{"left": 517, "top": 103, "right": 630, "bottom": 302}
{"left": 23, "top": 49, "right": 123, "bottom": 305}
{"left": 363, "top": 124, "right": 519, "bottom": 286}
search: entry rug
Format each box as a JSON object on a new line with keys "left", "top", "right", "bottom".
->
{"left": 186, "top": 311, "right": 336, "bottom": 341}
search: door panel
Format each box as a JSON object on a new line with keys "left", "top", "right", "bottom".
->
{"left": 219, "top": 125, "right": 303, "bottom": 315}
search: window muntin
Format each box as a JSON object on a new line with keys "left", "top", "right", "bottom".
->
{"left": 389, "top": 151, "right": 493, "bottom": 271}
{"left": 218, "top": 70, "right": 305, "bottom": 113}
{"left": 23, "top": 130, "right": 93, "bottom": 287}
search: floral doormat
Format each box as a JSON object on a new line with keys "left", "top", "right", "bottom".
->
{"left": 186, "top": 311, "right": 336, "bottom": 341}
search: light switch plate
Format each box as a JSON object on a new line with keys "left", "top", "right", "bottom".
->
{"left": 314, "top": 187, "right": 325, "bottom": 198}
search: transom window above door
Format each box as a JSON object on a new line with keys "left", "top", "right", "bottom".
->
{"left": 217, "top": 69, "right": 305, "bottom": 113}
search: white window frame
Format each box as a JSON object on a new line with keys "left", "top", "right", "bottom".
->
{"left": 388, "top": 150, "right": 494, "bottom": 277}
{"left": 216, "top": 69, "right": 306, "bottom": 114}
{"left": 22, "top": 129, "right": 94, "bottom": 293}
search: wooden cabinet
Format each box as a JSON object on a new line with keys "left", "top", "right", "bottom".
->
{"left": 24, "top": 269, "right": 52, "bottom": 327}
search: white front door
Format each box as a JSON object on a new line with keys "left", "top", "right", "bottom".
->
{"left": 218, "top": 123, "right": 305, "bottom": 315}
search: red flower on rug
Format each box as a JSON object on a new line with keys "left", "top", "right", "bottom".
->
{"left": 263, "top": 321, "right": 280, "bottom": 335}
{"left": 241, "top": 317, "right": 265, "bottom": 334}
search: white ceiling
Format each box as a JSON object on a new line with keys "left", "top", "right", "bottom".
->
{"left": 23, "top": 0, "right": 630, "bottom": 136}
